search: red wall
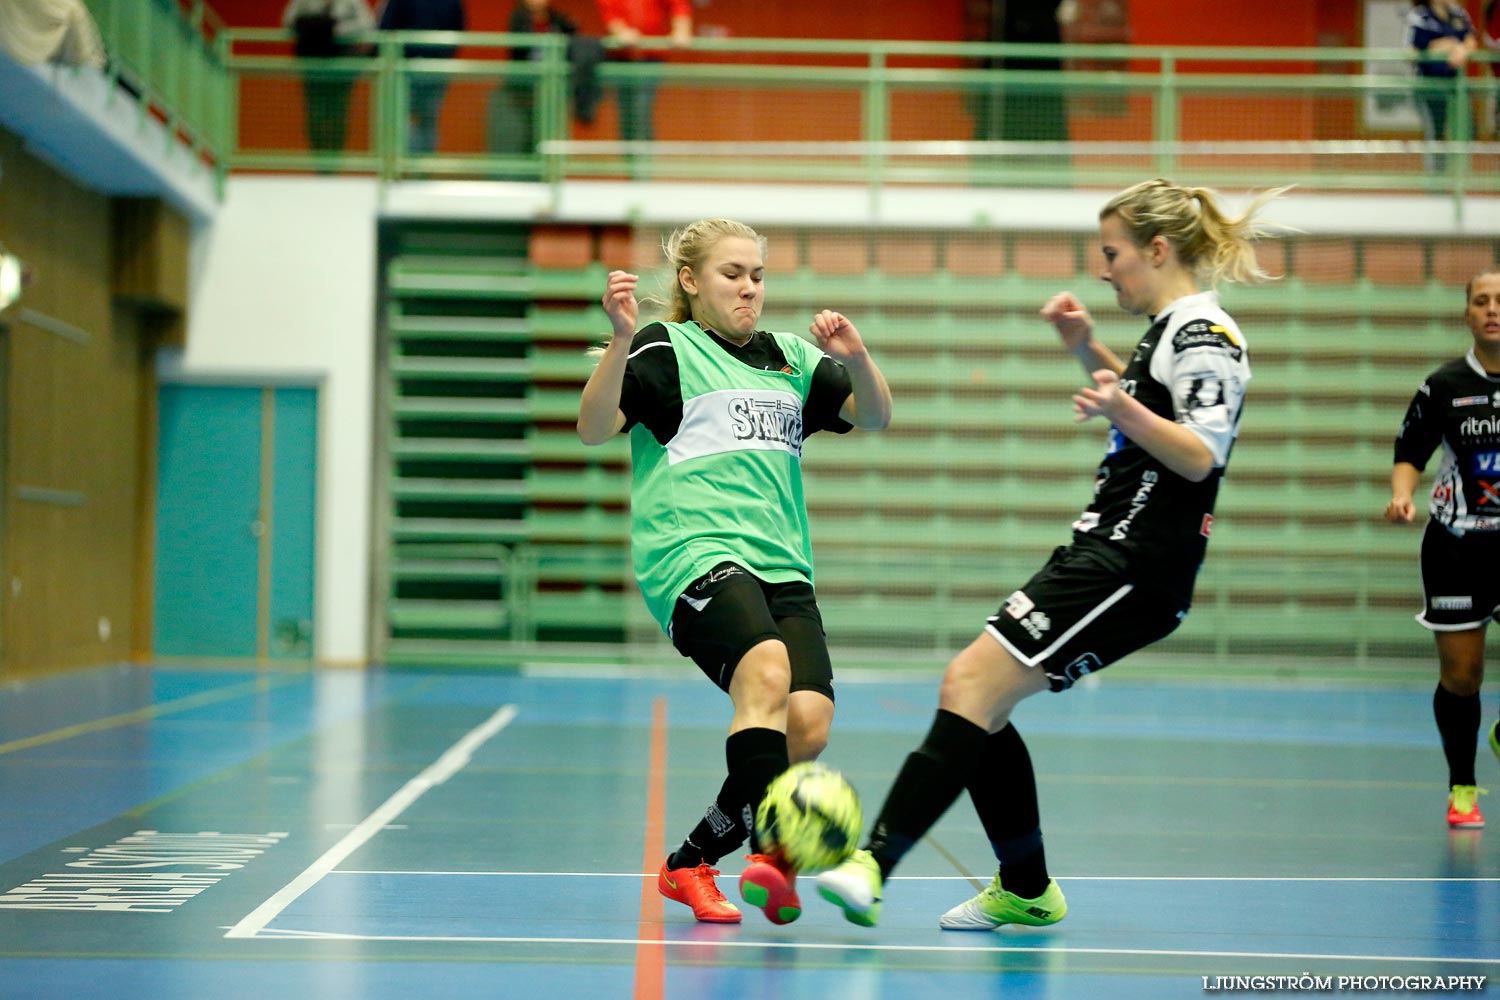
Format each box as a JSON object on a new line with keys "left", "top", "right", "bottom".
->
{"left": 223, "top": 2, "right": 1487, "bottom": 157}
{"left": 1130, "top": 3, "right": 1318, "bottom": 46}
{"left": 214, "top": 1, "right": 1486, "bottom": 48}
{"left": 210, "top": 0, "right": 965, "bottom": 38}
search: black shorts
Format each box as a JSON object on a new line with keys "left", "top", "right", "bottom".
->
{"left": 1417, "top": 520, "right": 1500, "bottom": 631}
{"left": 668, "top": 562, "right": 835, "bottom": 700}
{"left": 985, "top": 545, "right": 1187, "bottom": 692}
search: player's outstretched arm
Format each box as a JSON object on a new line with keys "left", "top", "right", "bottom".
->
{"left": 811, "top": 309, "right": 892, "bottom": 431}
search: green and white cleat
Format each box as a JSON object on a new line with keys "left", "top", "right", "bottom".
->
{"left": 939, "top": 872, "right": 1067, "bottom": 930}
{"left": 816, "top": 849, "right": 883, "bottom": 927}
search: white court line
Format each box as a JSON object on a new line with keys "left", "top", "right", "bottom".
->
{"left": 332, "top": 870, "right": 1500, "bottom": 883}
{"left": 223, "top": 704, "right": 519, "bottom": 940}
{"left": 242, "top": 929, "right": 1500, "bottom": 966}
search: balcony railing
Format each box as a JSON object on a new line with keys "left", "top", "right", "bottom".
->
{"left": 81, "top": 0, "right": 232, "bottom": 187}
{"left": 225, "top": 32, "right": 1500, "bottom": 201}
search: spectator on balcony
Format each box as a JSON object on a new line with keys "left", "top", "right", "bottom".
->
{"left": 489, "top": 0, "right": 602, "bottom": 153}
{"left": 970, "top": 0, "right": 1069, "bottom": 145}
{"left": 597, "top": 0, "right": 691, "bottom": 144}
{"left": 378, "top": 0, "right": 466, "bottom": 154}
{"left": 0, "top": 0, "right": 104, "bottom": 68}
{"left": 1483, "top": 0, "right": 1500, "bottom": 137}
{"left": 283, "top": 0, "right": 374, "bottom": 163}
{"left": 1408, "top": 0, "right": 1477, "bottom": 171}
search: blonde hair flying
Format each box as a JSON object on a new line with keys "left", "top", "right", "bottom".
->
{"left": 1100, "top": 178, "right": 1291, "bottom": 286}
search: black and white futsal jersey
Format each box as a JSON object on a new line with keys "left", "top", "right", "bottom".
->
{"left": 618, "top": 321, "right": 855, "bottom": 444}
{"left": 1069, "top": 290, "right": 1250, "bottom": 605}
{"left": 1394, "top": 349, "right": 1500, "bottom": 536}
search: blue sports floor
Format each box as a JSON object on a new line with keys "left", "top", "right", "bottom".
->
{"left": 0, "top": 664, "right": 1496, "bottom": 999}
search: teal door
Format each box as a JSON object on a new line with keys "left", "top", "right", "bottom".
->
{"left": 154, "top": 384, "right": 317, "bottom": 659}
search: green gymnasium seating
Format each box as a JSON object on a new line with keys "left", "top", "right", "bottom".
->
{"left": 375, "top": 223, "right": 1495, "bottom": 670}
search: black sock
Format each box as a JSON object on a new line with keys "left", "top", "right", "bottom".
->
{"left": 967, "top": 723, "right": 1049, "bottom": 899}
{"left": 1434, "top": 683, "right": 1480, "bottom": 787}
{"left": 865, "top": 709, "right": 988, "bottom": 880}
{"left": 668, "top": 727, "right": 788, "bottom": 869}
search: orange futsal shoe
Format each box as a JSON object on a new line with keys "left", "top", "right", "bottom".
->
{"left": 740, "top": 852, "right": 802, "bottom": 925}
{"left": 1446, "top": 785, "right": 1486, "bottom": 829}
{"left": 658, "top": 859, "right": 742, "bottom": 923}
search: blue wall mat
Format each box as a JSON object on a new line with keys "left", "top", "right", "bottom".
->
{"left": 154, "top": 385, "right": 263, "bottom": 657}
{"left": 270, "top": 387, "right": 317, "bottom": 658}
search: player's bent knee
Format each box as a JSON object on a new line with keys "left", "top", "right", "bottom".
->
{"left": 786, "top": 728, "right": 828, "bottom": 763}
{"left": 786, "top": 710, "right": 830, "bottom": 762}
{"left": 732, "top": 641, "right": 792, "bottom": 713}
{"left": 1439, "top": 668, "right": 1483, "bottom": 697}
{"left": 938, "top": 636, "right": 1048, "bottom": 728}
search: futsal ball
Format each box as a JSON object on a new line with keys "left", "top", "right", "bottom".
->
{"left": 755, "top": 762, "right": 863, "bottom": 873}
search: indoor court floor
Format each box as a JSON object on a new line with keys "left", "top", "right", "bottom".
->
{"left": 0, "top": 663, "right": 1495, "bottom": 999}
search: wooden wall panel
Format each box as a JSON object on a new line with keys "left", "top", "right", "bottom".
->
{"left": 0, "top": 128, "right": 153, "bottom": 678}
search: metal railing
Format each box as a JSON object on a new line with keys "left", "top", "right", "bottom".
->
{"left": 224, "top": 32, "right": 1500, "bottom": 201}
{"left": 79, "top": 0, "right": 232, "bottom": 190}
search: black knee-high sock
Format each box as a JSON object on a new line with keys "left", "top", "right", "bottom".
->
{"left": 966, "top": 723, "right": 1049, "bottom": 899}
{"left": 668, "top": 727, "right": 789, "bottom": 869}
{"left": 865, "top": 709, "right": 988, "bottom": 880}
{"left": 1434, "top": 683, "right": 1480, "bottom": 787}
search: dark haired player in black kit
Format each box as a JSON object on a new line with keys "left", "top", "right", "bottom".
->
{"left": 1386, "top": 270, "right": 1500, "bottom": 829}
{"left": 817, "top": 178, "right": 1287, "bottom": 930}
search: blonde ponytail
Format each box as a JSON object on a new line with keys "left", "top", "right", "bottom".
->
{"left": 1101, "top": 178, "right": 1291, "bottom": 286}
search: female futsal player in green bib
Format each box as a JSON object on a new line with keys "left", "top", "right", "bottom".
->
{"left": 578, "top": 218, "right": 892, "bottom": 924}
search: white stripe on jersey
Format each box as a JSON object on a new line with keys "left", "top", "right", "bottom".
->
{"left": 666, "top": 387, "right": 804, "bottom": 465}
{"left": 984, "top": 583, "right": 1134, "bottom": 667}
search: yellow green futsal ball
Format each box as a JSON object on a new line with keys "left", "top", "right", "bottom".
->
{"left": 755, "top": 762, "right": 863, "bottom": 873}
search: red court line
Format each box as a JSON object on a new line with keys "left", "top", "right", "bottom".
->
{"left": 633, "top": 696, "right": 668, "bottom": 1000}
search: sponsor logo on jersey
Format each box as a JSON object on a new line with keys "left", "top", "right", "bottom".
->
{"left": 730, "top": 396, "right": 803, "bottom": 447}
{"left": 1105, "top": 426, "right": 1126, "bottom": 456}
{"left": 701, "top": 564, "right": 745, "bottom": 586}
{"left": 1020, "top": 611, "right": 1051, "bottom": 640}
{"left": 1172, "top": 320, "right": 1243, "bottom": 360}
{"left": 669, "top": 388, "right": 804, "bottom": 464}
{"left": 1200, "top": 514, "right": 1213, "bottom": 538}
{"left": 1072, "top": 510, "right": 1101, "bottom": 533}
{"left": 1460, "top": 414, "right": 1500, "bottom": 437}
{"left": 1473, "top": 452, "right": 1500, "bottom": 475}
{"left": 1004, "top": 590, "right": 1035, "bottom": 620}
{"left": 1479, "top": 480, "right": 1500, "bottom": 506}
{"left": 1063, "top": 652, "right": 1102, "bottom": 683}
{"left": 1110, "top": 469, "right": 1159, "bottom": 542}
{"left": 1432, "top": 596, "right": 1473, "bottom": 610}
{"left": 1452, "top": 394, "right": 1491, "bottom": 407}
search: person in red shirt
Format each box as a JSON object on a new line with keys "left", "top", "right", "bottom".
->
{"left": 596, "top": 0, "right": 691, "bottom": 141}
